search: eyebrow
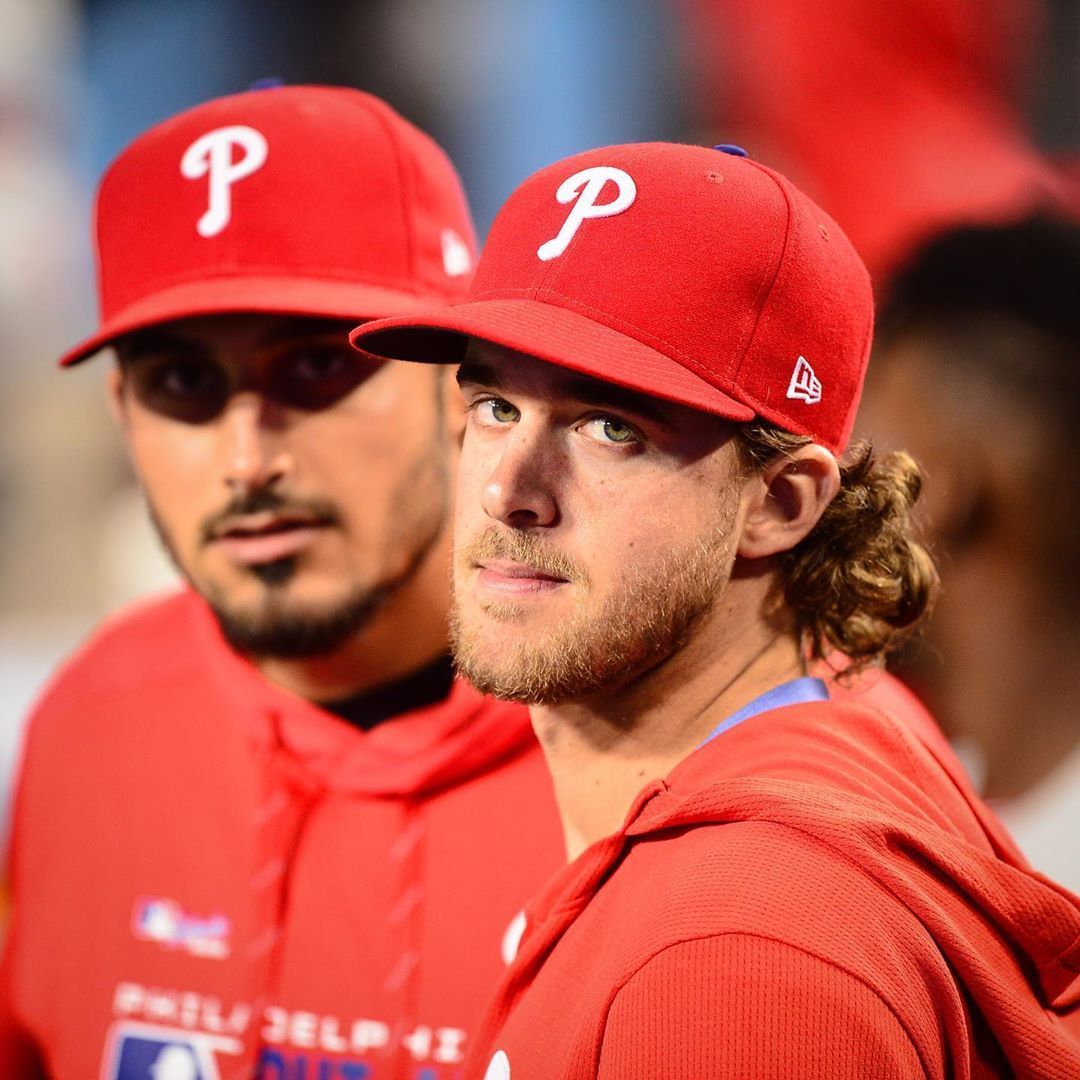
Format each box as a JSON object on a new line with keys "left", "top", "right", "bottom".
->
{"left": 260, "top": 318, "right": 355, "bottom": 345}
{"left": 117, "top": 318, "right": 356, "bottom": 362}
{"left": 116, "top": 329, "right": 206, "bottom": 362}
{"left": 456, "top": 359, "right": 675, "bottom": 428}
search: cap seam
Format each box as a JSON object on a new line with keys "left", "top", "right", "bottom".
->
{"left": 731, "top": 162, "right": 793, "bottom": 388}
{"left": 367, "top": 99, "right": 418, "bottom": 292}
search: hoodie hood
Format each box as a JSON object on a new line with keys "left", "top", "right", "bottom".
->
{"left": 638, "top": 701, "right": 1080, "bottom": 1067}
{"left": 496, "top": 697, "right": 1080, "bottom": 1078}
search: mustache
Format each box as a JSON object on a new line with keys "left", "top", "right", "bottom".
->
{"left": 461, "top": 527, "right": 587, "bottom": 584}
{"left": 199, "top": 489, "right": 342, "bottom": 545}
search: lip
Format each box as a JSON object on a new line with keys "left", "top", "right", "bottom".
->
{"left": 475, "top": 559, "right": 569, "bottom": 595}
{"left": 209, "top": 515, "right": 329, "bottom": 567}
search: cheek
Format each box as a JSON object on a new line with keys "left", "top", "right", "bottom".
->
{"left": 124, "top": 420, "right": 217, "bottom": 533}
{"left": 454, "top": 439, "right": 493, "bottom": 528}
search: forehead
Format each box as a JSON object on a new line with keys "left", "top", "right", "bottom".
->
{"left": 115, "top": 313, "right": 355, "bottom": 361}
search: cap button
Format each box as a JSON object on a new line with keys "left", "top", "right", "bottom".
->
{"left": 713, "top": 144, "right": 748, "bottom": 158}
{"left": 249, "top": 77, "right": 285, "bottom": 91}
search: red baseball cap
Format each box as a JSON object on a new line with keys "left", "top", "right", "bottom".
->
{"left": 60, "top": 84, "right": 477, "bottom": 367}
{"left": 349, "top": 142, "right": 873, "bottom": 454}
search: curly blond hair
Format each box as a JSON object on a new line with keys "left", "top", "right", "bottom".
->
{"left": 737, "top": 423, "right": 939, "bottom": 672}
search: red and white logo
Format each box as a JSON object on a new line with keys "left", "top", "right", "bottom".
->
{"left": 537, "top": 166, "right": 636, "bottom": 262}
{"left": 787, "top": 355, "right": 822, "bottom": 405}
{"left": 180, "top": 125, "right": 268, "bottom": 238}
{"left": 132, "top": 897, "right": 231, "bottom": 959}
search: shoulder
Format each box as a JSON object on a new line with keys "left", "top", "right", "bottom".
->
{"left": 827, "top": 665, "right": 956, "bottom": 761}
{"left": 586, "top": 822, "right": 949, "bottom": 1076}
{"left": 28, "top": 589, "right": 214, "bottom": 720}
{"left": 609, "top": 812, "right": 931, "bottom": 961}
{"left": 673, "top": 691, "right": 995, "bottom": 849}
{"left": 599, "top": 931, "right": 933, "bottom": 1078}
{"left": 17, "top": 589, "right": 228, "bottom": 776}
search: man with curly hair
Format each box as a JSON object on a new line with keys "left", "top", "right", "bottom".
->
{"left": 352, "top": 143, "right": 1080, "bottom": 1078}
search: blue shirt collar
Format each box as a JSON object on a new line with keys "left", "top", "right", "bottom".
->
{"left": 701, "top": 676, "right": 829, "bottom": 746}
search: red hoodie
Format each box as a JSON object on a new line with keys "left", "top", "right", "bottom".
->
{"left": 0, "top": 589, "right": 565, "bottom": 1080}
{"left": 468, "top": 694, "right": 1080, "bottom": 1079}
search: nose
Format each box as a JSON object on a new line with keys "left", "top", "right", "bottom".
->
{"left": 479, "top": 427, "right": 559, "bottom": 528}
{"left": 219, "top": 391, "right": 293, "bottom": 493}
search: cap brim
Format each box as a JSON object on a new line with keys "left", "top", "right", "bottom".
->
{"left": 349, "top": 298, "right": 756, "bottom": 423}
{"left": 59, "top": 275, "right": 463, "bottom": 367}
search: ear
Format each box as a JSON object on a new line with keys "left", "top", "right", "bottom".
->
{"left": 105, "top": 362, "right": 128, "bottom": 429}
{"left": 737, "top": 443, "right": 841, "bottom": 560}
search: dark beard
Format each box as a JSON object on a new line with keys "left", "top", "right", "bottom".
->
{"left": 146, "top": 492, "right": 444, "bottom": 661}
{"left": 142, "top": 371, "right": 451, "bottom": 662}
{"left": 209, "top": 570, "right": 393, "bottom": 658}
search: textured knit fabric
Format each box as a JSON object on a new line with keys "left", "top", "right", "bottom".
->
{"left": 468, "top": 693, "right": 1080, "bottom": 1079}
{"left": 0, "top": 589, "right": 564, "bottom": 1080}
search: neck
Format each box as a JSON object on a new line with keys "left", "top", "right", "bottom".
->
{"left": 532, "top": 576, "right": 804, "bottom": 861}
{"left": 256, "top": 528, "right": 452, "bottom": 704}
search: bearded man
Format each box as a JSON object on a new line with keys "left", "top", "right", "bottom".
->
{"left": 0, "top": 85, "right": 562, "bottom": 1079}
{"left": 352, "top": 142, "right": 1080, "bottom": 1079}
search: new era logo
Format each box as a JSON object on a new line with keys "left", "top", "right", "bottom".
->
{"left": 441, "top": 227, "right": 473, "bottom": 277}
{"left": 787, "top": 356, "right": 822, "bottom": 405}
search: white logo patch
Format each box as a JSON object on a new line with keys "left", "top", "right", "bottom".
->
{"left": 537, "top": 166, "right": 636, "bottom": 261}
{"left": 484, "top": 1050, "right": 511, "bottom": 1080}
{"left": 180, "top": 125, "right": 268, "bottom": 238}
{"left": 441, "top": 227, "right": 473, "bottom": 277}
{"left": 787, "top": 355, "right": 822, "bottom": 405}
{"left": 500, "top": 909, "right": 527, "bottom": 966}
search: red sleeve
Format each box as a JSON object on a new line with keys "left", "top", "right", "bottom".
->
{"left": 0, "top": 941, "right": 46, "bottom": 1080}
{"left": 0, "top": 725, "right": 48, "bottom": 1080}
{"left": 598, "top": 934, "right": 930, "bottom": 1079}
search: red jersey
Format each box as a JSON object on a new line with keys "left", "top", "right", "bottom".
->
{"left": 468, "top": 692, "right": 1080, "bottom": 1079}
{"left": 0, "top": 590, "right": 564, "bottom": 1080}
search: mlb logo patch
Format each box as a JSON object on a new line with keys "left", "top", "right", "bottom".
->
{"left": 132, "top": 897, "right": 231, "bottom": 959}
{"left": 104, "top": 1022, "right": 242, "bottom": 1080}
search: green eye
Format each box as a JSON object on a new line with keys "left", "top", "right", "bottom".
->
{"left": 601, "top": 419, "right": 635, "bottom": 443}
{"left": 490, "top": 400, "right": 520, "bottom": 423}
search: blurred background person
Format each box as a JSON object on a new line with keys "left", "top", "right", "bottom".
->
{"left": 0, "top": 83, "right": 572, "bottom": 1079}
{"left": 0, "top": 0, "right": 686, "bottom": 818}
{"left": 678, "top": 0, "right": 1079, "bottom": 891}
{"left": 857, "top": 216, "right": 1080, "bottom": 891}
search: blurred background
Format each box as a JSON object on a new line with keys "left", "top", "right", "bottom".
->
{"left": 0, "top": 0, "right": 1077, "bottom": 880}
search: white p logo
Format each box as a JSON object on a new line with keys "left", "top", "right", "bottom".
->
{"left": 536, "top": 166, "right": 636, "bottom": 262}
{"left": 180, "top": 125, "right": 269, "bottom": 238}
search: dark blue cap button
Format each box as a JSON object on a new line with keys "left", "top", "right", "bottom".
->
{"left": 249, "top": 77, "right": 285, "bottom": 91}
{"left": 713, "top": 144, "right": 748, "bottom": 157}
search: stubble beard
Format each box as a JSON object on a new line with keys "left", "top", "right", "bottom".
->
{"left": 450, "top": 513, "right": 737, "bottom": 706}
